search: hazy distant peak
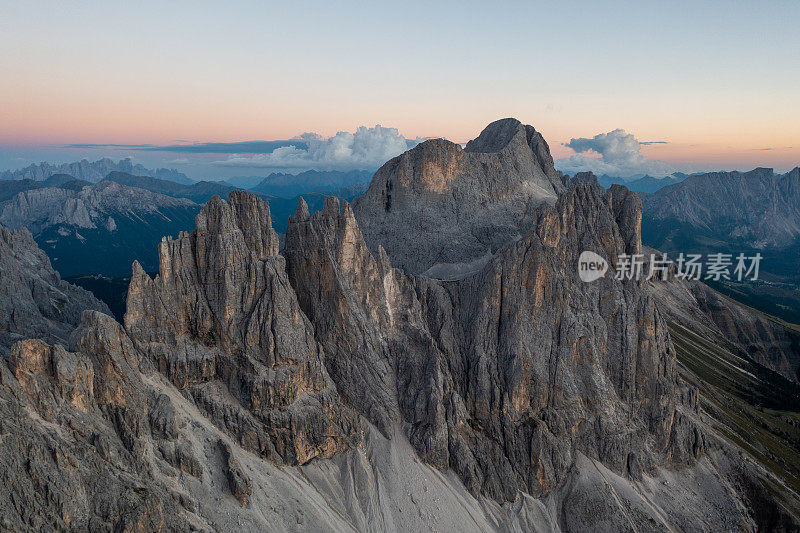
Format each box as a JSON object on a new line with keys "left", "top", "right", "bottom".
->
{"left": 0, "top": 158, "right": 192, "bottom": 185}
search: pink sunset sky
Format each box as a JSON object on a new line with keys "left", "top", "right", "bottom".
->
{"left": 1, "top": 1, "right": 798, "bottom": 178}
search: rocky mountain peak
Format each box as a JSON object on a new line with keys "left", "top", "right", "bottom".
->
{"left": 570, "top": 170, "right": 602, "bottom": 188}
{"left": 125, "top": 191, "right": 358, "bottom": 466}
{"left": 1, "top": 180, "right": 796, "bottom": 528}
{"left": 292, "top": 195, "right": 311, "bottom": 221}
{"left": 465, "top": 117, "right": 558, "bottom": 177}
{"left": 751, "top": 167, "right": 775, "bottom": 178}
{"left": 387, "top": 138, "right": 465, "bottom": 195}
{"left": 549, "top": 181, "right": 643, "bottom": 258}
{"left": 195, "top": 191, "right": 279, "bottom": 260}
{"left": 782, "top": 166, "right": 800, "bottom": 189}
{"left": 353, "top": 118, "right": 567, "bottom": 274}
{"left": 464, "top": 117, "right": 524, "bottom": 152}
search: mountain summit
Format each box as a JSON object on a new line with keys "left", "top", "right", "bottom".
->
{"left": 353, "top": 118, "right": 566, "bottom": 275}
{"left": 0, "top": 122, "right": 797, "bottom": 530}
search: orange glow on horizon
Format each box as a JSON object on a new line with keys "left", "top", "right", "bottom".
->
{"left": 1, "top": 84, "right": 798, "bottom": 172}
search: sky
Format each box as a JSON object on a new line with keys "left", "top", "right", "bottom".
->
{"left": 1, "top": 0, "right": 798, "bottom": 179}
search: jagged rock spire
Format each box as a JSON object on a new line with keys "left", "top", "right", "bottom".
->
{"left": 125, "top": 191, "right": 359, "bottom": 465}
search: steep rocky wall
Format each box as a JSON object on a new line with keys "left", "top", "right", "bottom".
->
{"left": 1, "top": 186, "right": 796, "bottom": 529}
{"left": 124, "top": 190, "right": 360, "bottom": 465}
{"left": 286, "top": 183, "right": 706, "bottom": 503}
{"left": 1, "top": 117, "right": 798, "bottom": 529}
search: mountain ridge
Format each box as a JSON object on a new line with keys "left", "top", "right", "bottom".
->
{"left": 251, "top": 169, "right": 373, "bottom": 198}
{"left": 1, "top": 157, "right": 192, "bottom": 184}
{"left": 0, "top": 224, "right": 110, "bottom": 354}
{"left": 643, "top": 166, "right": 800, "bottom": 248}
{"left": 0, "top": 119, "right": 797, "bottom": 530}
{"left": 0, "top": 180, "right": 201, "bottom": 276}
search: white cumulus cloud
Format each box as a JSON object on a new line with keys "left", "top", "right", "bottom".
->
{"left": 213, "top": 125, "right": 414, "bottom": 170}
{"left": 556, "top": 129, "right": 674, "bottom": 177}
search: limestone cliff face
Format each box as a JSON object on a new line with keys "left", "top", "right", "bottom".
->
{"left": 428, "top": 184, "right": 682, "bottom": 499}
{"left": 353, "top": 118, "right": 567, "bottom": 275}
{"left": 0, "top": 224, "right": 110, "bottom": 353}
{"left": 124, "top": 190, "right": 360, "bottom": 465}
{"left": 0, "top": 314, "right": 189, "bottom": 531}
{"left": 286, "top": 181, "right": 701, "bottom": 502}
{"left": 285, "top": 197, "right": 400, "bottom": 434}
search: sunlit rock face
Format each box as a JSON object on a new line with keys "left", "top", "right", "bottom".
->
{"left": 353, "top": 118, "right": 567, "bottom": 276}
{"left": 288, "top": 178, "right": 701, "bottom": 502}
{"left": 124, "top": 190, "right": 360, "bottom": 465}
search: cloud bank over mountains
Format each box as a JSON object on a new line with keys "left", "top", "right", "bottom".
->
{"left": 556, "top": 129, "right": 674, "bottom": 177}
{"left": 65, "top": 140, "right": 308, "bottom": 154}
{"left": 9, "top": 124, "right": 686, "bottom": 180}
{"left": 214, "top": 126, "right": 418, "bottom": 171}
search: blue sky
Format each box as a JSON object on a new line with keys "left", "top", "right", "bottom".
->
{"left": 1, "top": 0, "right": 798, "bottom": 178}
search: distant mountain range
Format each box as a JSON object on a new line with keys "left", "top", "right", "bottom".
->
{"left": 0, "top": 180, "right": 201, "bottom": 277}
{"left": 103, "top": 171, "right": 243, "bottom": 203}
{"left": 0, "top": 170, "right": 370, "bottom": 278}
{"left": 0, "top": 174, "right": 90, "bottom": 202}
{"left": 641, "top": 166, "right": 800, "bottom": 323}
{"left": 225, "top": 175, "right": 271, "bottom": 189}
{"left": 0, "top": 157, "right": 192, "bottom": 184}
{"left": 101, "top": 171, "right": 368, "bottom": 233}
{"left": 643, "top": 167, "right": 800, "bottom": 249}
{"left": 595, "top": 173, "right": 688, "bottom": 192}
{"left": 250, "top": 169, "right": 373, "bottom": 198}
